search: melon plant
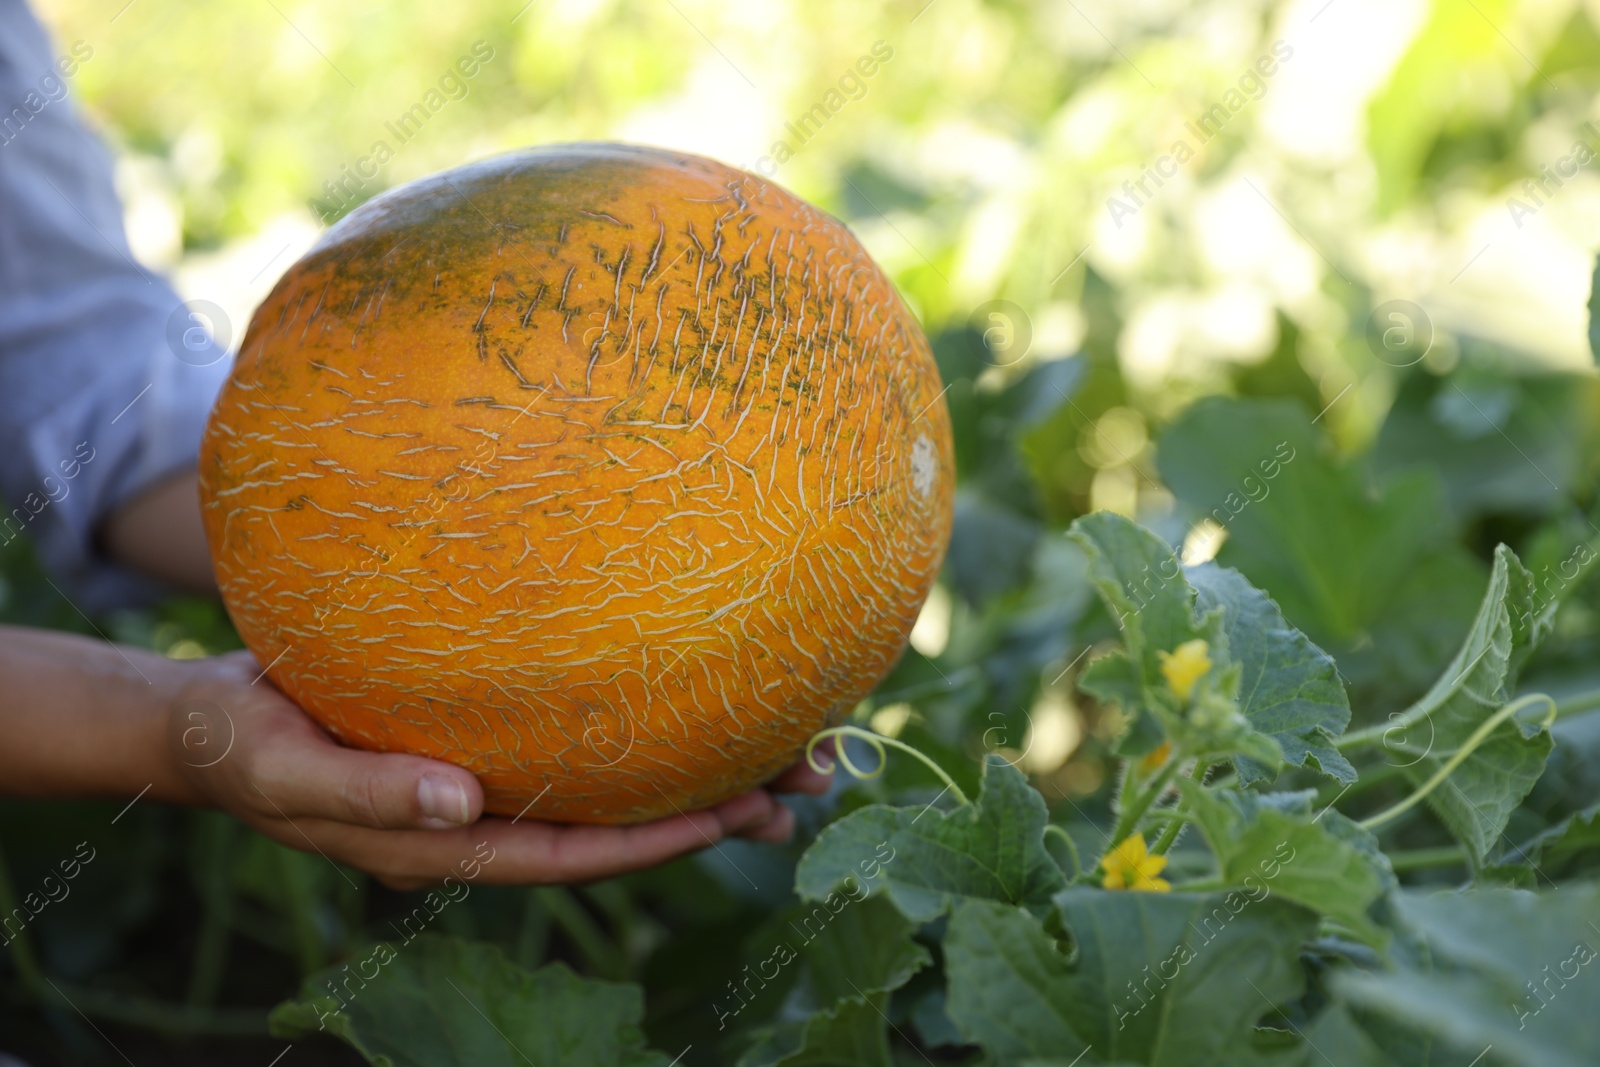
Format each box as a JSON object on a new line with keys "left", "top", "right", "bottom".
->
{"left": 265, "top": 503, "right": 1600, "bottom": 1067}
{"left": 197, "top": 143, "right": 954, "bottom": 823}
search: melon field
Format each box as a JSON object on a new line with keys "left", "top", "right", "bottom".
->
{"left": 10, "top": 1, "right": 1600, "bottom": 1065}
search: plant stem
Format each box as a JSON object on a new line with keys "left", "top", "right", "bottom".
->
{"left": 1042, "top": 824, "right": 1082, "bottom": 879}
{"left": 581, "top": 882, "right": 637, "bottom": 967}
{"left": 533, "top": 887, "right": 625, "bottom": 980}
{"left": 1173, "top": 877, "right": 1224, "bottom": 892}
{"left": 1339, "top": 713, "right": 1418, "bottom": 752}
{"left": 1151, "top": 760, "right": 1211, "bottom": 856}
{"left": 1107, "top": 751, "right": 1184, "bottom": 852}
{"left": 1360, "top": 694, "right": 1556, "bottom": 831}
{"left": 1385, "top": 846, "right": 1468, "bottom": 872}
{"left": 187, "top": 814, "right": 238, "bottom": 1009}
{"left": 516, "top": 890, "right": 551, "bottom": 968}
{"left": 34, "top": 981, "right": 268, "bottom": 1036}
{"left": 277, "top": 848, "right": 327, "bottom": 976}
{"left": 1554, "top": 686, "right": 1600, "bottom": 720}
{"left": 0, "top": 865, "right": 265, "bottom": 1040}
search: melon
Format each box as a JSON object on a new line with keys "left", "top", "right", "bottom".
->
{"left": 198, "top": 143, "right": 954, "bottom": 824}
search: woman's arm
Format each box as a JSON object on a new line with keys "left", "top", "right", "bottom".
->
{"left": 98, "top": 469, "right": 217, "bottom": 595}
{"left": 0, "top": 623, "right": 201, "bottom": 802}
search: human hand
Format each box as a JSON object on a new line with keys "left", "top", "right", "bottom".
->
{"left": 166, "top": 651, "right": 833, "bottom": 889}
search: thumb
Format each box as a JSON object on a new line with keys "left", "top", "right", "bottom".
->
{"left": 247, "top": 731, "right": 486, "bottom": 831}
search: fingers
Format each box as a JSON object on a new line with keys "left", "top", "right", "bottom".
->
{"left": 210, "top": 702, "right": 484, "bottom": 831}
{"left": 179, "top": 653, "right": 814, "bottom": 888}
{"left": 534, "top": 815, "right": 726, "bottom": 883}
{"left": 251, "top": 743, "right": 484, "bottom": 832}
{"left": 709, "top": 789, "right": 777, "bottom": 829}
{"left": 736, "top": 802, "right": 795, "bottom": 844}
{"left": 260, "top": 797, "right": 778, "bottom": 888}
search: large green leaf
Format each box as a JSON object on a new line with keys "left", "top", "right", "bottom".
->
{"left": 793, "top": 806, "right": 907, "bottom": 905}
{"left": 736, "top": 1001, "right": 895, "bottom": 1067}
{"left": 1299, "top": 1005, "right": 1409, "bottom": 1067}
{"left": 1158, "top": 397, "right": 1480, "bottom": 695}
{"left": 794, "top": 756, "right": 1065, "bottom": 922}
{"left": 1336, "top": 886, "right": 1600, "bottom": 1067}
{"left": 1372, "top": 368, "right": 1598, "bottom": 520}
{"left": 1389, "top": 545, "right": 1556, "bottom": 862}
{"left": 735, "top": 897, "right": 930, "bottom": 1067}
{"left": 1068, "top": 511, "right": 1211, "bottom": 706}
{"left": 1183, "top": 785, "right": 1387, "bottom": 946}
{"left": 270, "top": 935, "right": 669, "bottom": 1067}
{"left": 799, "top": 895, "right": 929, "bottom": 1005}
{"left": 943, "top": 892, "right": 1318, "bottom": 1066}
{"left": 948, "top": 490, "right": 1043, "bottom": 607}
{"left": 1188, "top": 563, "right": 1354, "bottom": 784}
{"left": 1511, "top": 803, "right": 1600, "bottom": 880}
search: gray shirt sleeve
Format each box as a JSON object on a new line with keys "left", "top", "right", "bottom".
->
{"left": 0, "top": 3, "right": 230, "bottom": 611}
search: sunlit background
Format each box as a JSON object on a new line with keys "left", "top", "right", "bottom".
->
{"left": 33, "top": 0, "right": 1600, "bottom": 780}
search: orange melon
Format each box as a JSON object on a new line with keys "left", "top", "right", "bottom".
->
{"left": 198, "top": 143, "right": 954, "bottom": 824}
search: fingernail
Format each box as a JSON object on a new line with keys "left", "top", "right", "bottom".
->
{"left": 418, "top": 775, "right": 470, "bottom": 826}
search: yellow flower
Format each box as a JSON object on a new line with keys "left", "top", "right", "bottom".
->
{"left": 1158, "top": 639, "right": 1212, "bottom": 702}
{"left": 1101, "top": 833, "right": 1171, "bottom": 892}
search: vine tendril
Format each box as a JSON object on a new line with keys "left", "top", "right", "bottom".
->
{"left": 805, "top": 725, "right": 971, "bottom": 807}
{"left": 1359, "top": 693, "right": 1556, "bottom": 831}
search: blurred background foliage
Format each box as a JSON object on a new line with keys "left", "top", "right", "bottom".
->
{"left": 9, "top": 0, "right": 1600, "bottom": 1061}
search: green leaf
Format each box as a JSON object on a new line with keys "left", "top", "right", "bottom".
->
{"left": 943, "top": 892, "right": 1318, "bottom": 1066}
{"left": 1335, "top": 886, "right": 1600, "bottom": 1067}
{"left": 1390, "top": 545, "right": 1556, "bottom": 863}
{"left": 1077, "top": 648, "right": 1143, "bottom": 708}
{"left": 1372, "top": 369, "right": 1598, "bottom": 520}
{"left": 735, "top": 897, "right": 930, "bottom": 1067}
{"left": 1300, "top": 1004, "right": 1414, "bottom": 1067}
{"left": 1513, "top": 803, "right": 1600, "bottom": 880}
{"left": 907, "top": 989, "right": 964, "bottom": 1050}
{"left": 792, "top": 806, "right": 906, "bottom": 905}
{"left": 1187, "top": 564, "right": 1354, "bottom": 785}
{"left": 1068, "top": 511, "right": 1209, "bottom": 683}
{"left": 799, "top": 894, "right": 931, "bottom": 1008}
{"left": 269, "top": 935, "right": 669, "bottom": 1067}
{"left": 936, "top": 333, "right": 1084, "bottom": 519}
{"left": 794, "top": 756, "right": 1065, "bottom": 922}
{"left": 736, "top": 1001, "right": 895, "bottom": 1067}
{"left": 1157, "top": 397, "right": 1479, "bottom": 695}
{"left": 1182, "top": 785, "right": 1388, "bottom": 946}
{"left": 949, "top": 491, "right": 1043, "bottom": 606}
{"left": 1078, "top": 650, "right": 1165, "bottom": 754}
